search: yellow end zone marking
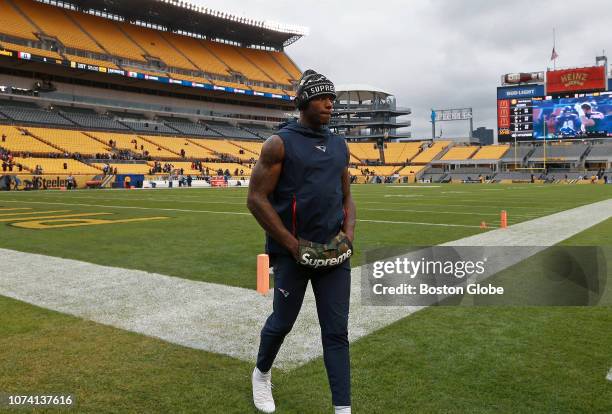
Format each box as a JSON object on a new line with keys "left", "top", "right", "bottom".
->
{"left": 0, "top": 210, "right": 70, "bottom": 217}
{"left": 0, "top": 213, "right": 112, "bottom": 222}
{"left": 12, "top": 216, "right": 169, "bottom": 229}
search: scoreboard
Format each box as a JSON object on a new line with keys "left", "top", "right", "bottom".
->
{"left": 509, "top": 98, "right": 533, "bottom": 138}
{"left": 497, "top": 85, "right": 545, "bottom": 142}
{"left": 498, "top": 98, "right": 533, "bottom": 139}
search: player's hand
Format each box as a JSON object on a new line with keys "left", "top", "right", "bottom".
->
{"left": 286, "top": 236, "right": 299, "bottom": 260}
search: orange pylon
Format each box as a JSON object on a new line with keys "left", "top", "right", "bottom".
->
{"left": 257, "top": 254, "right": 270, "bottom": 295}
{"left": 480, "top": 221, "right": 487, "bottom": 229}
{"left": 500, "top": 210, "right": 508, "bottom": 229}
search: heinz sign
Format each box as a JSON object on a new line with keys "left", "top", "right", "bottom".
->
{"left": 546, "top": 66, "right": 606, "bottom": 94}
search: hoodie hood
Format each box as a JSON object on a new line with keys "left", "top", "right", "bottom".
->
{"left": 277, "top": 119, "right": 332, "bottom": 139}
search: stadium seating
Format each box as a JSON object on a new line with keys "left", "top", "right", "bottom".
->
{"left": 118, "top": 120, "right": 178, "bottom": 135}
{"left": 86, "top": 131, "right": 178, "bottom": 158}
{"left": 189, "top": 138, "right": 258, "bottom": 161}
{"left": 151, "top": 161, "right": 203, "bottom": 175}
{"left": 410, "top": 141, "right": 451, "bottom": 164}
{"left": 529, "top": 142, "right": 589, "bottom": 161}
{"left": 396, "top": 165, "right": 426, "bottom": 176}
{"left": 160, "top": 32, "right": 228, "bottom": 76}
{"left": 0, "top": 0, "right": 38, "bottom": 40}
{"left": 58, "top": 108, "right": 130, "bottom": 131}
{"left": 383, "top": 142, "right": 422, "bottom": 163}
{"left": 271, "top": 51, "right": 301, "bottom": 80}
{"left": 230, "top": 140, "right": 262, "bottom": 157}
{"left": 64, "top": 54, "right": 119, "bottom": 70}
{"left": 203, "top": 41, "right": 271, "bottom": 83}
{"left": 13, "top": 0, "right": 104, "bottom": 53}
{"left": 0, "top": 41, "right": 62, "bottom": 60}
{"left": 92, "top": 162, "right": 151, "bottom": 174}
{"left": 117, "top": 21, "right": 197, "bottom": 71}
{"left": 354, "top": 165, "right": 399, "bottom": 176}
{"left": 139, "top": 135, "right": 217, "bottom": 159}
{"left": 13, "top": 156, "right": 100, "bottom": 174}
{"left": 202, "top": 162, "right": 252, "bottom": 176}
{"left": 0, "top": 101, "right": 74, "bottom": 126}
{"left": 0, "top": 126, "right": 61, "bottom": 154}
{"left": 585, "top": 143, "right": 612, "bottom": 159}
{"left": 440, "top": 146, "right": 478, "bottom": 161}
{"left": 239, "top": 48, "right": 294, "bottom": 85}
{"left": 25, "top": 127, "right": 111, "bottom": 156}
{"left": 164, "top": 120, "right": 222, "bottom": 137}
{"left": 348, "top": 142, "right": 381, "bottom": 162}
{"left": 500, "top": 145, "right": 534, "bottom": 162}
{"left": 207, "top": 122, "right": 259, "bottom": 140}
{"left": 71, "top": 11, "right": 146, "bottom": 62}
{"left": 471, "top": 145, "right": 509, "bottom": 160}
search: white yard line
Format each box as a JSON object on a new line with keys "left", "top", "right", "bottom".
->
{"left": 0, "top": 198, "right": 610, "bottom": 370}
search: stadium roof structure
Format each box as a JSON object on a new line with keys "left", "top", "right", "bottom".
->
{"left": 65, "top": 0, "right": 308, "bottom": 49}
{"left": 335, "top": 84, "right": 393, "bottom": 101}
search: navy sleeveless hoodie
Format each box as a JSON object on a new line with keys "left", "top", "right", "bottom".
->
{"left": 265, "top": 120, "right": 348, "bottom": 255}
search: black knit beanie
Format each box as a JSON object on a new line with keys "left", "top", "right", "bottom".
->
{"left": 295, "top": 69, "right": 336, "bottom": 110}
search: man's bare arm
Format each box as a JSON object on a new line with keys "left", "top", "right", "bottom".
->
{"left": 341, "top": 167, "right": 356, "bottom": 242}
{"left": 247, "top": 135, "right": 299, "bottom": 258}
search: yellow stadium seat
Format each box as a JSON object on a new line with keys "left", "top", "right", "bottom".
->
{"left": 203, "top": 41, "right": 270, "bottom": 83}
{"left": 411, "top": 141, "right": 452, "bottom": 164}
{"left": 13, "top": 156, "right": 101, "bottom": 174}
{"left": 118, "top": 21, "right": 197, "bottom": 71}
{"left": 14, "top": 0, "right": 103, "bottom": 53}
{"left": 348, "top": 143, "right": 381, "bottom": 162}
{"left": 71, "top": 11, "right": 146, "bottom": 62}
{"left": 0, "top": 126, "right": 61, "bottom": 154}
{"left": 440, "top": 146, "right": 479, "bottom": 161}
{"left": 139, "top": 135, "right": 217, "bottom": 159}
{"left": 187, "top": 138, "right": 258, "bottom": 161}
{"left": 471, "top": 145, "right": 510, "bottom": 160}
{"left": 383, "top": 142, "right": 422, "bottom": 163}
{"left": 229, "top": 140, "right": 262, "bottom": 157}
{"left": 25, "top": 127, "right": 111, "bottom": 156}
{"left": 271, "top": 51, "right": 301, "bottom": 80}
{"left": 239, "top": 48, "right": 294, "bottom": 86}
{"left": 86, "top": 131, "right": 178, "bottom": 159}
{"left": 396, "top": 165, "right": 426, "bottom": 176}
{"left": 161, "top": 32, "right": 229, "bottom": 76}
{"left": 0, "top": 0, "right": 38, "bottom": 40}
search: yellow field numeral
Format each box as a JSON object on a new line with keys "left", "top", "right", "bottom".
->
{"left": 12, "top": 216, "right": 169, "bottom": 229}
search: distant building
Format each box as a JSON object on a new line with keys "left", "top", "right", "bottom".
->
{"left": 473, "top": 127, "right": 494, "bottom": 145}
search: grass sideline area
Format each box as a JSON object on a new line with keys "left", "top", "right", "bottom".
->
{"left": 0, "top": 184, "right": 611, "bottom": 413}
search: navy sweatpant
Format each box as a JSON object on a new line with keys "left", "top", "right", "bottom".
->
{"left": 256, "top": 254, "right": 351, "bottom": 406}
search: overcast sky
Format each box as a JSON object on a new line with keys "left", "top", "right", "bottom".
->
{"left": 195, "top": 0, "right": 611, "bottom": 139}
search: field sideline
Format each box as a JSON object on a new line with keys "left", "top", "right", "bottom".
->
{"left": 0, "top": 184, "right": 611, "bottom": 413}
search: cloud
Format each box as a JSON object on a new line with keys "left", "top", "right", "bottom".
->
{"left": 195, "top": 0, "right": 611, "bottom": 139}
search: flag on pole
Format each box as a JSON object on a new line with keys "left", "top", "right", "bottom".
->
{"left": 550, "top": 47, "right": 558, "bottom": 61}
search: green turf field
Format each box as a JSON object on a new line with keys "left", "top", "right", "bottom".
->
{"left": 0, "top": 184, "right": 611, "bottom": 413}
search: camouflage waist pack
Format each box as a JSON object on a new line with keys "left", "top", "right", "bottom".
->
{"left": 297, "top": 231, "right": 353, "bottom": 270}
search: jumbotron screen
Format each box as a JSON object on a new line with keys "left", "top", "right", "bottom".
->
{"left": 498, "top": 91, "right": 612, "bottom": 141}
{"left": 532, "top": 92, "right": 611, "bottom": 139}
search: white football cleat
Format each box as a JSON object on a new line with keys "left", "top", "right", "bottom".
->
{"left": 252, "top": 367, "right": 275, "bottom": 413}
{"left": 334, "top": 406, "right": 351, "bottom": 414}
